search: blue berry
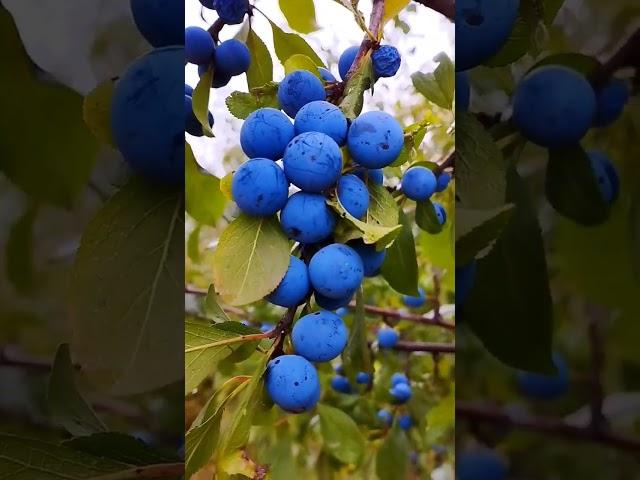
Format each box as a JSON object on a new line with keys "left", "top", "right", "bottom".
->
{"left": 240, "top": 108, "right": 295, "bottom": 160}
{"left": 266, "top": 355, "right": 321, "bottom": 412}
{"left": 402, "top": 287, "right": 426, "bottom": 308}
{"left": 372, "top": 45, "right": 401, "bottom": 78}
{"left": 215, "top": 0, "right": 250, "bottom": 25}
{"left": 435, "top": 172, "right": 451, "bottom": 192}
{"left": 231, "top": 158, "right": 289, "bottom": 216}
{"left": 319, "top": 67, "right": 336, "bottom": 82}
{"left": 338, "top": 46, "right": 359, "bottom": 80}
{"left": 198, "top": 63, "right": 232, "bottom": 88}
{"left": 294, "top": 100, "right": 348, "bottom": 145}
{"left": 594, "top": 78, "right": 629, "bottom": 127}
{"left": 337, "top": 174, "right": 369, "bottom": 219}
{"left": 111, "top": 47, "right": 183, "bottom": 184}
{"left": 200, "top": 0, "right": 215, "bottom": 8}
{"left": 185, "top": 27, "right": 215, "bottom": 65}
{"left": 455, "top": 0, "right": 520, "bottom": 71}
{"left": 280, "top": 192, "right": 337, "bottom": 244}
{"left": 378, "top": 328, "right": 399, "bottom": 348}
{"left": 516, "top": 353, "right": 570, "bottom": 400}
{"left": 398, "top": 414, "right": 412, "bottom": 430}
{"left": 260, "top": 323, "right": 274, "bottom": 333}
{"left": 457, "top": 449, "right": 507, "bottom": 480}
{"left": 278, "top": 70, "right": 326, "bottom": 118}
{"left": 331, "top": 375, "right": 352, "bottom": 394}
{"left": 377, "top": 409, "right": 393, "bottom": 426}
{"left": 130, "top": 0, "right": 184, "bottom": 47}
{"left": 309, "top": 244, "right": 364, "bottom": 299}
{"left": 457, "top": 71, "right": 470, "bottom": 110}
{"left": 391, "top": 372, "right": 409, "bottom": 387}
{"left": 401, "top": 166, "right": 437, "bottom": 201}
{"left": 292, "top": 311, "right": 348, "bottom": 362}
{"left": 267, "top": 256, "right": 311, "bottom": 308}
{"left": 356, "top": 372, "right": 371, "bottom": 384}
{"left": 349, "top": 241, "right": 386, "bottom": 277}
{"left": 185, "top": 84, "right": 194, "bottom": 96}
{"left": 315, "top": 290, "right": 354, "bottom": 311}
{"left": 456, "top": 261, "right": 477, "bottom": 306}
{"left": 433, "top": 202, "right": 447, "bottom": 225}
{"left": 184, "top": 95, "right": 213, "bottom": 137}
{"left": 354, "top": 167, "right": 384, "bottom": 185}
{"left": 588, "top": 151, "right": 619, "bottom": 205}
{"left": 347, "top": 111, "right": 404, "bottom": 168}
{"left": 335, "top": 307, "right": 349, "bottom": 317}
{"left": 334, "top": 364, "right": 345, "bottom": 375}
{"left": 283, "top": 132, "right": 342, "bottom": 192}
{"left": 513, "top": 66, "right": 596, "bottom": 147}
{"left": 215, "top": 39, "right": 251, "bottom": 76}
{"left": 390, "top": 382, "right": 412, "bottom": 403}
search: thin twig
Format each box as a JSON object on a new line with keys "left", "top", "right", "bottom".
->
{"left": 433, "top": 151, "right": 456, "bottom": 175}
{"left": 588, "top": 306, "right": 607, "bottom": 433}
{"left": 413, "top": 0, "right": 455, "bottom": 20}
{"left": 344, "top": 0, "right": 387, "bottom": 82}
{"left": 271, "top": 307, "right": 297, "bottom": 358}
{"left": 392, "top": 340, "right": 455, "bottom": 353}
{"left": 457, "top": 402, "right": 640, "bottom": 452}
{"left": 591, "top": 27, "right": 640, "bottom": 88}
{"left": 348, "top": 303, "right": 455, "bottom": 330}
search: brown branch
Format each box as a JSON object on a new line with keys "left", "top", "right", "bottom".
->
{"left": 207, "top": 18, "right": 226, "bottom": 44}
{"left": 271, "top": 307, "right": 297, "bottom": 358}
{"left": 393, "top": 340, "right": 455, "bottom": 353}
{"left": 591, "top": 27, "right": 640, "bottom": 89}
{"left": 348, "top": 303, "right": 455, "bottom": 330}
{"left": 457, "top": 402, "right": 640, "bottom": 452}
{"left": 587, "top": 306, "right": 608, "bottom": 433}
{"left": 414, "top": 0, "right": 455, "bottom": 21}
{"left": 344, "top": 0, "right": 386, "bottom": 82}
{"left": 433, "top": 151, "right": 456, "bottom": 175}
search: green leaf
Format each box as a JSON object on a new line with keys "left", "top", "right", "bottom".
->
{"left": 545, "top": 146, "right": 609, "bottom": 226}
{"left": 339, "top": 52, "right": 373, "bottom": 119}
{"left": 66, "top": 432, "right": 181, "bottom": 465}
{"left": 342, "top": 287, "right": 372, "bottom": 380}
{"left": 269, "top": 20, "right": 324, "bottom": 68}
{"left": 456, "top": 112, "right": 507, "bottom": 209}
{"left": 185, "top": 318, "right": 261, "bottom": 394}
{"left": 204, "top": 285, "right": 232, "bottom": 322}
{"left": 186, "top": 143, "right": 226, "bottom": 225}
{"left": 284, "top": 54, "right": 321, "bottom": 78}
{"left": 631, "top": 186, "right": 640, "bottom": 280}
{"left": 225, "top": 82, "right": 280, "bottom": 120}
{"left": 330, "top": 196, "right": 402, "bottom": 249}
{"left": 187, "top": 224, "right": 201, "bottom": 263}
{"left": 484, "top": 0, "right": 565, "bottom": 67}
{"left": 366, "top": 183, "right": 400, "bottom": 227}
{"left": 376, "top": 428, "right": 409, "bottom": 480}
{"left": 48, "top": 344, "right": 106, "bottom": 436}
{"left": 70, "top": 178, "right": 183, "bottom": 395}
{"left": 529, "top": 53, "right": 601, "bottom": 76}
{"left": 415, "top": 199, "right": 443, "bottom": 234}
{"left": 0, "top": 8, "right": 98, "bottom": 207}
{"left": 6, "top": 204, "right": 37, "bottom": 294}
{"left": 0, "top": 434, "right": 127, "bottom": 478}
{"left": 193, "top": 67, "right": 214, "bottom": 137}
{"left": 83, "top": 78, "right": 115, "bottom": 147}
{"left": 318, "top": 404, "right": 365, "bottom": 466}
{"left": 411, "top": 53, "right": 454, "bottom": 109}
{"left": 279, "top": 0, "right": 318, "bottom": 33}
{"left": 456, "top": 204, "right": 515, "bottom": 265}
{"left": 383, "top": 0, "right": 411, "bottom": 24}
{"left": 391, "top": 121, "right": 430, "bottom": 167}
{"left": 213, "top": 214, "right": 290, "bottom": 306}
{"left": 186, "top": 376, "right": 249, "bottom": 478}
{"left": 381, "top": 211, "right": 419, "bottom": 296}
{"left": 246, "top": 29, "right": 273, "bottom": 89}
{"left": 217, "top": 352, "right": 272, "bottom": 461}
{"left": 463, "top": 168, "right": 554, "bottom": 373}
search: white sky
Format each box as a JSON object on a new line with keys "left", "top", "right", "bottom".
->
{"left": 186, "top": 0, "right": 453, "bottom": 176}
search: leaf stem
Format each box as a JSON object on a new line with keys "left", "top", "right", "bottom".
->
{"left": 185, "top": 332, "right": 274, "bottom": 353}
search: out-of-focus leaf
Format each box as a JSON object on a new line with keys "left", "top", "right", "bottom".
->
{"left": 318, "top": 403, "right": 365, "bottom": 466}
{"left": 279, "top": 0, "right": 318, "bottom": 33}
